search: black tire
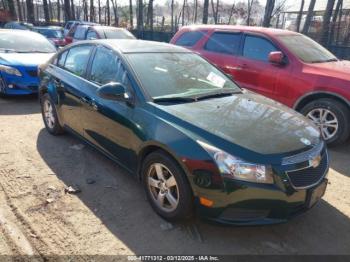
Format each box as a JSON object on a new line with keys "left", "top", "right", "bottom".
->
{"left": 142, "top": 150, "right": 193, "bottom": 221}
{"left": 0, "top": 77, "right": 7, "bottom": 98}
{"left": 300, "top": 98, "right": 350, "bottom": 146}
{"left": 40, "top": 93, "right": 65, "bottom": 135}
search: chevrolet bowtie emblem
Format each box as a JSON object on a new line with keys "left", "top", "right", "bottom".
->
{"left": 309, "top": 155, "right": 321, "bottom": 168}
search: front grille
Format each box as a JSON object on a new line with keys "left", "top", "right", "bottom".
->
{"left": 286, "top": 152, "right": 328, "bottom": 189}
{"left": 26, "top": 70, "right": 37, "bottom": 77}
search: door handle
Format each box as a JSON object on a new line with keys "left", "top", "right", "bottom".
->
{"left": 54, "top": 78, "right": 62, "bottom": 87}
{"left": 80, "top": 97, "right": 99, "bottom": 111}
{"left": 90, "top": 100, "right": 99, "bottom": 111}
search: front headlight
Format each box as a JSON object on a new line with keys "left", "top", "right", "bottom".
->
{"left": 198, "top": 140, "right": 274, "bottom": 184}
{"left": 0, "top": 65, "right": 22, "bottom": 77}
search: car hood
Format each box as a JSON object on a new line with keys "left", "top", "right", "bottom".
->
{"left": 0, "top": 52, "right": 55, "bottom": 67}
{"left": 154, "top": 92, "right": 320, "bottom": 156}
{"left": 307, "top": 60, "right": 350, "bottom": 81}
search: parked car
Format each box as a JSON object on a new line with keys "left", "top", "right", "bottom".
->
{"left": 4, "top": 21, "right": 33, "bottom": 30}
{"left": 64, "top": 22, "right": 99, "bottom": 44}
{"left": 34, "top": 26, "right": 66, "bottom": 47}
{"left": 38, "top": 40, "right": 328, "bottom": 225}
{"left": 63, "top": 20, "right": 80, "bottom": 36}
{"left": 65, "top": 24, "right": 134, "bottom": 44}
{"left": 171, "top": 25, "right": 350, "bottom": 146}
{"left": 0, "top": 30, "right": 56, "bottom": 95}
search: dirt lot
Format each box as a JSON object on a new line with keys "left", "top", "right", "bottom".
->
{"left": 0, "top": 95, "right": 349, "bottom": 257}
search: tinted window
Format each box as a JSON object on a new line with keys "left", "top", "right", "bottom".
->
{"left": 74, "top": 26, "right": 88, "bottom": 40}
{"left": 86, "top": 30, "right": 98, "bottom": 40}
{"left": 89, "top": 47, "right": 131, "bottom": 88}
{"left": 277, "top": 35, "right": 336, "bottom": 63}
{"left": 64, "top": 45, "right": 93, "bottom": 77}
{"left": 175, "top": 31, "right": 204, "bottom": 47}
{"left": 205, "top": 32, "right": 241, "bottom": 55}
{"left": 243, "top": 35, "right": 277, "bottom": 61}
{"left": 57, "top": 50, "right": 68, "bottom": 67}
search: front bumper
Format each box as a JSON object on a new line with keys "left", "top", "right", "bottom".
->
{"left": 0, "top": 69, "right": 39, "bottom": 95}
{"left": 196, "top": 178, "right": 327, "bottom": 225}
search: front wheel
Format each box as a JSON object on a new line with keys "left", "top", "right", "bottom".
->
{"left": 40, "top": 93, "right": 64, "bottom": 135}
{"left": 301, "top": 98, "right": 350, "bottom": 146}
{"left": 142, "top": 151, "right": 193, "bottom": 221}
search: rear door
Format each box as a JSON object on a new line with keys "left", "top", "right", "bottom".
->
{"left": 199, "top": 31, "right": 243, "bottom": 79}
{"left": 50, "top": 44, "right": 95, "bottom": 135}
{"left": 234, "top": 34, "right": 279, "bottom": 98}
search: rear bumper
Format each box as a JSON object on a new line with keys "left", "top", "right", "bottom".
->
{"left": 196, "top": 178, "right": 328, "bottom": 226}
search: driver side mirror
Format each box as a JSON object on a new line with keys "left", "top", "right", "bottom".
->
{"left": 268, "top": 51, "right": 286, "bottom": 65}
{"left": 97, "top": 82, "right": 130, "bottom": 102}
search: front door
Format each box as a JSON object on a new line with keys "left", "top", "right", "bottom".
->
{"left": 81, "top": 46, "right": 139, "bottom": 172}
{"left": 234, "top": 34, "right": 279, "bottom": 99}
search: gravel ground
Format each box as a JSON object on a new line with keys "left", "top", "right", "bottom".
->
{"left": 0, "top": 96, "right": 349, "bottom": 257}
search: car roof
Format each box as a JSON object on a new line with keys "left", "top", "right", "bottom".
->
{"left": 180, "top": 25, "right": 299, "bottom": 36}
{"left": 35, "top": 26, "right": 63, "bottom": 30}
{"left": 70, "top": 39, "right": 190, "bottom": 54}
{"left": 90, "top": 25, "right": 126, "bottom": 30}
{"left": 0, "top": 29, "right": 40, "bottom": 35}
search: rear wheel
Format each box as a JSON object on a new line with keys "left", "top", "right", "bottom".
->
{"left": 0, "top": 77, "right": 7, "bottom": 97}
{"left": 300, "top": 98, "right": 350, "bottom": 146}
{"left": 40, "top": 93, "right": 64, "bottom": 135}
{"left": 142, "top": 151, "right": 193, "bottom": 221}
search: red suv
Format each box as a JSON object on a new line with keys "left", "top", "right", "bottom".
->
{"left": 171, "top": 25, "right": 350, "bottom": 146}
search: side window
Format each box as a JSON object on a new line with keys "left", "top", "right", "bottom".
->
{"left": 90, "top": 47, "right": 131, "bottom": 88}
{"left": 243, "top": 35, "right": 277, "bottom": 62}
{"left": 86, "top": 30, "right": 98, "bottom": 40}
{"left": 64, "top": 45, "right": 93, "bottom": 77}
{"left": 57, "top": 50, "right": 68, "bottom": 67}
{"left": 74, "top": 26, "right": 87, "bottom": 40}
{"left": 204, "top": 32, "right": 241, "bottom": 55}
{"left": 175, "top": 31, "right": 204, "bottom": 47}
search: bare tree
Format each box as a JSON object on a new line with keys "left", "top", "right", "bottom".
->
{"left": 43, "top": 0, "right": 50, "bottom": 22}
{"left": 70, "top": 0, "right": 75, "bottom": 19}
{"left": 146, "top": 0, "right": 153, "bottom": 30}
{"left": 48, "top": 0, "right": 53, "bottom": 19}
{"left": 111, "top": 0, "right": 118, "bottom": 25}
{"left": 64, "top": 0, "right": 71, "bottom": 21}
{"left": 320, "top": 0, "right": 335, "bottom": 45}
{"left": 246, "top": 0, "right": 255, "bottom": 26}
{"left": 26, "top": 0, "right": 35, "bottom": 22}
{"left": 329, "top": 0, "right": 343, "bottom": 45}
{"left": 57, "top": 0, "right": 61, "bottom": 21}
{"left": 228, "top": 2, "right": 235, "bottom": 24}
{"left": 211, "top": 0, "right": 219, "bottom": 24}
{"left": 296, "top": 0, "right": 304, "bottom": 32}
{"left": 129, "top": 0, "right": 133, "bottom": 28}
{"left": 193, "top": 0, "right": 197, "bottom": 23}
{"left": 263, "top": 0, "right": 275, "bottom": 27}
{"left": 106, "top": 0, "right": 110, "bottom": 25}
{"left": 16, "top": 0, "right": 23, "bottom": 20}
{"left": 302, "top": 0, "right": 316, "bottom": 34}
{"left": 171, "top": 0, "right": 174, "bottom": 31}
{"left": 202, "top": 0, "right": 209, "bottom": 24}
{"left": 89, "top": 0, "right": 94, "bottom": 22}
{"left": 137, "top": 0, "right": 143, "bottom": 32}
{"left": 8, "top": 0, "right": 17, "bottom": 19}
{"left": 98, "top": 0, "right": 101, "bottom": 23}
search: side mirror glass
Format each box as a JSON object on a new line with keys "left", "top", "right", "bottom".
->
{"left": 97, "top": 82, "right": 129, "bottom": 102}
{"left": 268, "top": 51, "right": 285, "bottom": 65}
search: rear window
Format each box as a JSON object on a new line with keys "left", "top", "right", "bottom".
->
{"left": 205, "top": 32, "right": 241, "bottom": 55}
{"left": 175, "top": 31, "right": 204, "bottom": 47}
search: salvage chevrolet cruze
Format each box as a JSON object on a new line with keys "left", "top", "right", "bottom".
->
{"left": 38, "top": 40, "right": 329, "bottom": 225}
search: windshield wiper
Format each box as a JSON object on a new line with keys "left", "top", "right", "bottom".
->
{"left": 153, "top": 96, "right": 196, "bottom": 103}
{"left": 195, "top": 90, "right": 240, "bottom": 101}
{"left": 311, "top": 58, "right": 338, "bottom": 63}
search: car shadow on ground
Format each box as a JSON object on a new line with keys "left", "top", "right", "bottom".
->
{"left": 0, "top": 95, "right": 40, "bottom": 115}
{"left": 329, "top": 142, "right": 350, "bottom": 178}
{"left": 36, "top": 129, "right": 350, "bottom": 254}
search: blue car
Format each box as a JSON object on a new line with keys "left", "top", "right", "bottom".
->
{"left": 0, "top": 30, "right": 56, "bottom": 96}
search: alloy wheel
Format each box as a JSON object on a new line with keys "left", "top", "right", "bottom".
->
{"left": 147, "top": 163, "right": 179, "bottom": 212}
{"left": 307, "top": 108, "right": 339, "bottom": 141}
{"left": 43, "top": 99, "right": 55, "bottom": 129}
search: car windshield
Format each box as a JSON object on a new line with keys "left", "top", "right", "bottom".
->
{"left": 126, "top": 52, "right": 240, "bottom": 99}
{"left": 39, "top": 29, "right": 63, "bottom": 39}
{"left": 277, "top": 34, "right": 337, "bottom": 63}
{"left": 103, "top": 29, "right": 135, "bottom": 39}
{"left": 0, "top": 32, "right": 56, "bottom": 53}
